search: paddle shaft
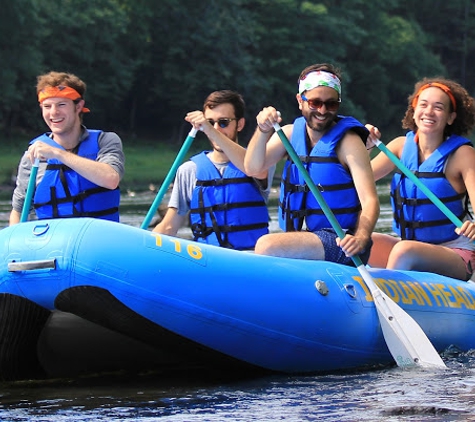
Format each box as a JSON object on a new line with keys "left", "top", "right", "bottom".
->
{"left": 272, "top": 121, "right": 446, "bottom": 369}
{"left": 272, "top": 123, "right": 364, "bottom": 267}
{"left": 373, "top": 139, "right": 463, "bottom": 229}
{"left": 141, "top": 127, "right": 198, "bottom": 229}
{"left": 20, "top": 158, "right": 40, "bottom": 223}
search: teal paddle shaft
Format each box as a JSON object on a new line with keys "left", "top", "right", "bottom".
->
{"left": 20, "top": 158, "right": 39, "bottom": 223}
{"left": 272, "top": 120, "right": 446, "bottom": 369}
{"left": 373, "top": 139, "right": 463, "bottom": 228}
{"left": 272, "top": 123, "right": 363, "bottom": 267}
{"left": 141, "top": 127, "right": 198, "bottom": 229}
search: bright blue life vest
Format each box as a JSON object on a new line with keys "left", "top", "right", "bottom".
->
{"left": 279, "top": 116, "right": 367, "bottom": 232}
{"left": 33, "top": 130, "right": 120, "bottom": 222}
{"left": 390, "top": 131, "right": 471, "bottom": 242}
{"left": 189, "top": 151, "right": 269, "bottom": 250}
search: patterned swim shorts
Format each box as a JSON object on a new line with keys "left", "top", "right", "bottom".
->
{"left": 312, "top": 228, "right": 373, "bottom": 267}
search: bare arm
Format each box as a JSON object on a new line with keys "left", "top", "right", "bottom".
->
{"left": 9, "top": 210, "right": 20, "bottom": 225}
{"left": 365, "top": 125, "right": 405, "bottom": 181}
{"left": 28, "top": 140, "right": 120, "bottom": 190}
{"left": 185, "top": 111, "right": 268, "bottom": 180}
{"left": 10, "top": 153, "right": 33, "bottom": 224}
{"left": 152, "top": 207, "right": 186, "bottom": 236}
{"left": 337, "top": 133, "right": 380, "bottom": 256}
{"left": 244, "top": 106, "right": 288, "bottom": 176}
{"left": 448, "top": 145, "right": 475, "bottom": 240}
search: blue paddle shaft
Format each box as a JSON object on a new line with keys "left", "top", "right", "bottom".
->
{"left": 141, "top": 127, "right": 198, "bottom": 229}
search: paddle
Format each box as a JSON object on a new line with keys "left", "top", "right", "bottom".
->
{"left": 141, "top": 127, "right": 198, "bottom": 229}
{"left": 20, "top": 158, "right": 40, "bottom": 222}
{"left": 272, "top": 119, "right": 446, "bottom": 369}
{"left": 371, "top": 137, "right": 464, "bottom": 229}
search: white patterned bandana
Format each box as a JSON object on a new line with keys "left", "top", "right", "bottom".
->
{"left": 298, "top": 71, "right": 342, "bottom": 98}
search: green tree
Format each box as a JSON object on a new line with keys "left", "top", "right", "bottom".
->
{"left": 0, "top": 0, "right": 43, "bottom": 136}
{"left": 1, "top": 0, "right": 466, "bottom": 145}
{"left": 402, "top": 0, "right": 475, "bottom": 94}
{"left": 342, "top": 0, "right": 446, "bottom": 138}
{"left": 120, "top": 0, "right": 263, "bottom": 141}
{"left": 35, "top": 0, "right": 141, "bottom": 130}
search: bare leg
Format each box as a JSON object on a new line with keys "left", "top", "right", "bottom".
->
{"left": 387, "top": 240, "right": 468, "bottom": 280}
{"left": 367, "top": 232, "right": 400, "bottom": 268}
{"left": 255, "top": 232, "right": 325, "bottom": 260}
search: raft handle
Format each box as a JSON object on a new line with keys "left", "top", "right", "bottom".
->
{"left": 344, "top": 284, "right": 357, "bottom": 299}
{"left": 8, "top": 259, "right": 56, "bottom": 272}
{"left": 32, "top": 223, "right": 50, "bottom": 236}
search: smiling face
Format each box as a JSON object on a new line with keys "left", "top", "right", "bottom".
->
{"left": 297, "top": 86, "right": 339, "bottom": 133}
{"left": 40, "top": 97, "right": 83, "bottom": 137}
{"left": 413, "top": 87, "right": 457, "bottom": 138}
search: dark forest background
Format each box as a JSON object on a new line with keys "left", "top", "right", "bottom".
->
{"left": 2, "top": 0, "right": 474, "bottom": 144}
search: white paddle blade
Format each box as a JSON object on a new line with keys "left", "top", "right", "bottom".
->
{"left": 358, "top": 266, "right": 446, "bottom": 369}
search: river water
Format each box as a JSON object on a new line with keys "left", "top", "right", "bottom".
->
{"left": 1, "top": 185, "right": 475, "bottom": 421}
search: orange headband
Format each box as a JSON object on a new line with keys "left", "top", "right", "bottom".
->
{"left": 38, "top": 85, "right": 90, "bottom": 113}
{"left": 411, "top": 82, "right": 456, "bottom": 112}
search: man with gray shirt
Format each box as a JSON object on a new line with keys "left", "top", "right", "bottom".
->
{"left": 10, "top": 71, "right": 125, "bottom": 224}
{"left": 153, "top": 90, "right": 273, "bottom": 250}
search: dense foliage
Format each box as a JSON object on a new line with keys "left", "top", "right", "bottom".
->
{"left": 1, "top": 0, "right": 474, "bottom": 142}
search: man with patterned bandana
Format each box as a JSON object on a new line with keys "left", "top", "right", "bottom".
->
{"left": 244, "top": 63, "right": 379, "bottom": 265}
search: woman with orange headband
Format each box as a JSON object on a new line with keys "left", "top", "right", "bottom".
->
{"left": 366, "top": 77, "right": 475, "bottom": 280}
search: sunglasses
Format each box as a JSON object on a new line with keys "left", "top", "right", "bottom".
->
{"left": 301, "top": 94, "right": 341, "bottom": 111}
{"left": 207, "top": 118, "right": 237, "bottom": 128}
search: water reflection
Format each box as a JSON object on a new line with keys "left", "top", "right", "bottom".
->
{"left": 2, "top": 354, "right": 475, "bottom": 421}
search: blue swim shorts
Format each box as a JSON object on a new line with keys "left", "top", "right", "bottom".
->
{"left": 312, "top": 228, "right": 373, "bottom": 267}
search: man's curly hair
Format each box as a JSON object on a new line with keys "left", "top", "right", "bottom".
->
{"left": 36, "top": 71, "right": 87, "bottom": 98}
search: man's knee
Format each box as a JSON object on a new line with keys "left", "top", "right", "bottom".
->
{"left": 254, "top": 234, "right": 274, "bottom": 255}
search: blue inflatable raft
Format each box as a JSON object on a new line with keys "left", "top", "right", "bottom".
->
{"left": 0, "top": 217, "right": 474, "bottom": 380}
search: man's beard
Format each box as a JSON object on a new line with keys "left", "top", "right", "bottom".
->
{"left": 303, "top": 110, "right": 335, "bottom": 132}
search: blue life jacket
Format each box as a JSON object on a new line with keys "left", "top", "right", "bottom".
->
{"left": 189, "top": 151, "right": 269, "bottom": 250}
{"left": 390, "top": 131, "right": 471, "bottom": 242}
{"left": 279, "top": 116, "right": 367, "bottom": 232}
{"left": 33, "top": 130, "right": 120, "bottom": 222}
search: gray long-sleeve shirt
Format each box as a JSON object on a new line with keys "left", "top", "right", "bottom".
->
{"left": 11, "top": 127, "right": 125, "bottom": 213}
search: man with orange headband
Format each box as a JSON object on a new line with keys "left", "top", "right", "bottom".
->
{"left": 9, "top": 71, "right": 125, "bottom": 224}
{"left": 244, "top": 63, "right": 379, "bottom": 265}
{"left": 366, "top": 77, "right": 475, "bottom": 280}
